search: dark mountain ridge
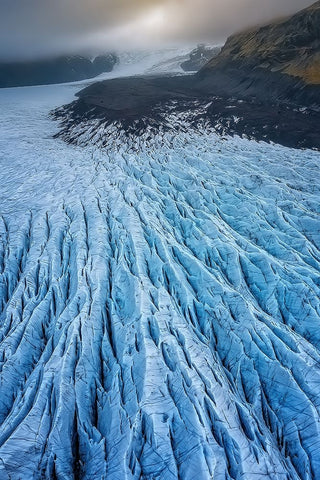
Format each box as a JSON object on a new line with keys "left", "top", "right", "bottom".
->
{"left": 0, "top": 53, "right": 118, "bottom": 88}
{"left": 181, "top": 44, "right": 221, "bottom": 72}
{"left": 203, "top": 1, "right": 320, "bottom": 84}
{"left": 198, "top": 0, "right": 320, "bottom": 107}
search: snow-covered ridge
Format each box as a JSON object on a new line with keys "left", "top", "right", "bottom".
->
{"left": 0, "top": 50, "right": 320, "bottom": 480}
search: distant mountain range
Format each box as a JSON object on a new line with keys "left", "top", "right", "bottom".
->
{"left": 0, "top": 54, "right": 118, "bottom": 88}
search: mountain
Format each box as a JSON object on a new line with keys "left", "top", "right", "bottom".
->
{"left": 180, "top": 44, "right": 221, "bottom": 72}
{"left": 53, "top": 2, "right": 320, "bottom": 150}
{"left": 0, "top": 53, "right": 118, "bottom": 88}
{"left": 199, "top": 1, "right": 320, "bottom": 106}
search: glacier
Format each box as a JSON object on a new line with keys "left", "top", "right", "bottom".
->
{"left": 0, "top": 51, "right": 320, "bottom": 480}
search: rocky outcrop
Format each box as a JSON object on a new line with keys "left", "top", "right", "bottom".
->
{"left": 198, "top": 1, "right": 320, "bottom": 107}
{"left": 0, "top": 53, "right": 118, "bottom": 88}
{"left": 180, "top": 44, "right": 221, "bottom": 72}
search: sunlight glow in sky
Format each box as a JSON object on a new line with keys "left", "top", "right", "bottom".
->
{"left": 0, "top": 0, "right": 313, "bottom": 60}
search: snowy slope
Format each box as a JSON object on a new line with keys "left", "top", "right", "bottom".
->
{"left": 0, "top": 50, "right": 320, "bottom": 480}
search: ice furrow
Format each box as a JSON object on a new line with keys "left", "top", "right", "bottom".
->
{"left": 0, "top": 99, "right": 320, "bottom": 479}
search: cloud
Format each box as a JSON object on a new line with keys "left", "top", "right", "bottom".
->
{"left": 162, "top": 0, "right": 314, "bottom": 40}
{"left": 0, "top": 0, "right": 163, "bottom": 60}
{"left": 0, "top": 0, "right": 313, "bottom": 60}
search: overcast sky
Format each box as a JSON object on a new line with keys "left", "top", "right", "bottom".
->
{"left": 0, "top": 0, "right": 313, "bottom": 60}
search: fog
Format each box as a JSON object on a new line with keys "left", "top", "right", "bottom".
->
{"left": 0, "top": 0, "right": 314, "bottom": 60}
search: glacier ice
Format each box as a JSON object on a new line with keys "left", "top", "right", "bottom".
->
{"left": 0, "top": 53, "right": 320, "bottom": 480}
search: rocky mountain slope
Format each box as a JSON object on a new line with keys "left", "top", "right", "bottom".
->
{"left": 180, "top": 44, "right": 221, "bottom": 72}
{"left": 199, "top": 1, "right": 320, "bottom": 106}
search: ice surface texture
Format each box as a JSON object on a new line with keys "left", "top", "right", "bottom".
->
{"left": 0, "top": 65, "right": 320, "bottom": 479}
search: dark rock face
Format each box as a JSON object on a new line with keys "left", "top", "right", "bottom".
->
{"left": 199, "top": 1, "right": 320, "bottom": 107}
{"left": 180, "top": 44, "right": 221, "bottom": 72}
{"left": 202, "top": 0, "right": 320, "bottom": 84}
{"left": 0, "top": 53, "right": 118, "bottom": 88}
{"left": 92, "top": 54, "right": 118, "bottom": 75}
